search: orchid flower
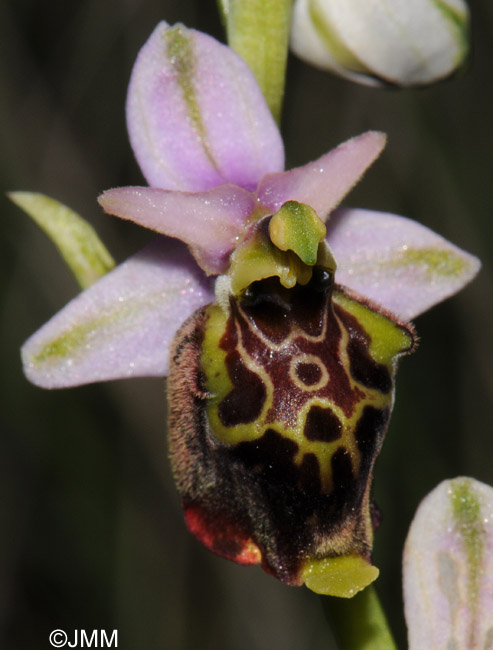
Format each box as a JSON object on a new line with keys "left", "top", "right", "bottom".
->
{"left": 18, "top": 22, "right": 479, "bottom": 597}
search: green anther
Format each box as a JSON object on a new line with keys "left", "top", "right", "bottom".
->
{"left": 227, "top": 203, "right": 336, "bottom": 296}
{"left": 268, "top": 201, "right": 329, "bottom": 266}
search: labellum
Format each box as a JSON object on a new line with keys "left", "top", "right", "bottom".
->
{"left": 168, "top": 201, "right": 416, "bottom": 596}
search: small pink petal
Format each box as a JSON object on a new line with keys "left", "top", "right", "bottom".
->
{"left": 99, "top": 184, "right": 254, "bottom": 274}
{"left": 403, "top": 478, "right": 493, "bottom": 650}
{"left": 256, "top": 131, "right": 385, "bottom": 219}
{"left": 127, "top": 22, "right": 284, "bottom": 192}
{"left": 328, "top": 208, "right": 480, "bottom": 320}
{"left": 22, "top": 238, "right": 214, "bottom": 387}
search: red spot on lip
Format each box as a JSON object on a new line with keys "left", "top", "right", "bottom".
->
{"left": 184, "top": 503, "right": 261, "bottom": 565}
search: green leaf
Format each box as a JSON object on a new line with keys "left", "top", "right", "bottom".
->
{"left": 9, "top": 192, "right": 115, "bottom": 289}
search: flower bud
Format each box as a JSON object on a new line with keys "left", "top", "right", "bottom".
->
{"left": 290, "top": 0, "right": 469, "bottom": 86}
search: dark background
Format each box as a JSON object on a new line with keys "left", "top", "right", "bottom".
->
{"left": 1, "top": 1, "right": 492, "bottom": 648}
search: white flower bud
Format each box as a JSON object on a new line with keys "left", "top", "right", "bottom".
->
{"left": 290, "top": 0, "right": 469, "bottom": 86}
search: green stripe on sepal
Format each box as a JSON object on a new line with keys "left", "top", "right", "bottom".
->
{"left": 384, "top": 246, "right": 471, "bottom": 280}
{"left": 450, "top": 479, "right": 484, "bottom": 611}
{"left": 9, "top": 192, "right": 115, "bottom": 289}
{"left": 163, "top": 26, "right": 218, "bottom": 172}
{"left": 404, "top": 477, "right": 493, "bottom": 649}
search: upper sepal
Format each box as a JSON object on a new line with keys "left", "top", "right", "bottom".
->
{"left": 127, "top": 22, "right": 284, "bottom": 192}
{"left": 21, "top": 238, "right": 214, "bottom": 387}
{"left": 403, "top": 477, "right": 493, "bottom": 649}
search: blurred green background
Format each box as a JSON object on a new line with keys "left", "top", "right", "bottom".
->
{"left": 1, "top": 1, "right": 491, "bottom": 648}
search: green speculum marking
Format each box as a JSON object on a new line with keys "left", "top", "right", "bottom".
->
{"left": 164, "top": 26, "right": 218, "bottom": 170}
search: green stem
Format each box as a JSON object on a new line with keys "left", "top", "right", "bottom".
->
{"left": 217, "top": 0, "right": 293, "bottom": 124}
{"left": 322, "top": 585, "right": 398, "bottom": 650}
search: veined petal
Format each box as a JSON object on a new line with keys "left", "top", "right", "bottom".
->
{"left": 403, "top": 478, "right": 493, "bottom": 650}
{"left": 22, "top": 239, "right": 214, "bottom": 387}
{"left": 328, "top": 208, "right": 480, "bottom": 321}
{"left": 256, "top": 131, "right": 386, "bottom": 219}
{"left": 98, "top": 184, "right": 254, "bottom": 275}
{"left": 127, "top": 22, "right": 284, "bottom": 192}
